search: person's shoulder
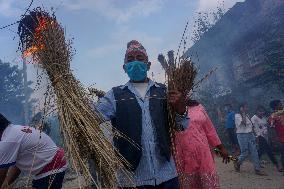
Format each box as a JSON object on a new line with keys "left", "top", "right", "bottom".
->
{"left": 251, "top": 115, "right": 257, "bottom": 119}
{"left": 251, "top": 115, "right": 259, "bottom": 122}
{"left": 196, "top": 103, "right": 205, "bottom": 109}
{"left": 6, "top": 124, "right": 22, "bottom": 132}
{"left": 235, "top": 113, "right": 241, "bottom": 118}
{"left": 112, "top": 84, "right": 124, "bottom": 90}
{"left": 111, "top": 83, "right": 130, "bottom": 94}
{"left": 191, "top": 103, "right": 206, "bottom": 114}
{"left": 153, "top": 82, "right": 166, "bottom": 89}
{"left": 2, "top": 125, "right": 25, "bottom": 141}
{"left": 228, "top": 111, "right": 235, "bottom": 117}
{"left": 263, "top": 116, "right": 268, "bottom": 121}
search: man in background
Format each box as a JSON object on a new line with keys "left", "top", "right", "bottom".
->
{"left": 234, "top": 103, "right": 266, "bottom": 176}
{"left": 224, "top": 104, "right": 239, "bottom": 156}
{"left": 252, "top": 105, "right": 281, "bottom": 172}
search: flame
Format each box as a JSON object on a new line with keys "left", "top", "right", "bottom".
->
{"left": 35, "top": 17, "right": 48, "bottom": 37}
{"left": 23, "top": 44, "right": 44, "bottom": 58}
{"left": 23, "top": 17, "right": 55, "bottom": 58}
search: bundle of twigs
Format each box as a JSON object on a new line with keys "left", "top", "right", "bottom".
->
{"left": 158, "top": 52, "right": 197, "bottom": 188}
{"left": 18, "top": 8, "right": 132, "bottom": 188}
{"left": 158, "top": 53, "right": 197, "bottom": 129}
{"left": 88, "top": 87, "right": 106, "bottom": 99}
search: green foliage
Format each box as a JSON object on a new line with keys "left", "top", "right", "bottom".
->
{"left": 0, "top": 59, "right": 35, "bottom": 124}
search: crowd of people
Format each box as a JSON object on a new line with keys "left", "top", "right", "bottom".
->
{"left": 224, "top": 100, "right": 284, "bottom": 176}
{"left": 0, "top": 40, "right": 283, "bottom": 189}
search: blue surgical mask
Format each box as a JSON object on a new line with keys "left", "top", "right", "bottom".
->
{"left": 124, "top": 61, "right": 148, "bottom": 81}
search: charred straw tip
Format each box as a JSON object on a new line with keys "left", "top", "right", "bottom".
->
{"left": 18, "top": 7, "right": 56, "bottom": 50}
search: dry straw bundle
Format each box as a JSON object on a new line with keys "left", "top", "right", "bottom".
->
{"left": 158, "top": 51, "right": 197, "bottom": 132}
{"left": 158, "top": 22, "right": 198, "bottom": 188}
{"left": 158, "top": 50, "right": 197, "bottom": 188}
{"left": 158, "top": 22, "right": 218, "bottom": 188}
{"left": 88, "top": 87, "right": 106, "bottom": 99}
{"left": 18, "top": 8, "right": 132, "bottom": 188}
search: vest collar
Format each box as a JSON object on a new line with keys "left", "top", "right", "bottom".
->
{"left": 120, "top": 79, "right": 160, "bottom": 90}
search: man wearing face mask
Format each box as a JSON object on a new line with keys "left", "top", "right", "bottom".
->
{"left": 95, "top": 40, "right": 189, "bottom": 189}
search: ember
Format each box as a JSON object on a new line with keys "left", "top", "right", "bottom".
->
{"left": 19, "top": 9, "right": 56, "bottom": 59}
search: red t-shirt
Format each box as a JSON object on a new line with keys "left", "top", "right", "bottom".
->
{"left": 268, "top": 113, "right": 284, "bottom": 143}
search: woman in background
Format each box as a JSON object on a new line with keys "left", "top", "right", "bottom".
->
{"left": 174, "top": 100, "right": 229, "bottom": 189}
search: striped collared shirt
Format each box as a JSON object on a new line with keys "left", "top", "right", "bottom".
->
{"left": 96, "top": 79, "right": 189, "bottom": 187}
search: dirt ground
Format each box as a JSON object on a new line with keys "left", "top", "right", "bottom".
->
{"left": 216, "top": 157, "right": 284, "bottom": 189}
{"left": 14, "top": 157, "right": 284, "bottom": 189}
{"left": 61, "top": 157, "right": 284, "bottom": 189}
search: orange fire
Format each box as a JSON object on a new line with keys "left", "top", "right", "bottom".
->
{"left": 23, "top": 44, "right": 44, "bottom": 58}
{"left": 23, "top": 17, "right": 54, "bottom": 58}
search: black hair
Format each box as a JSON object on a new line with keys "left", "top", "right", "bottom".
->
{"left": 256, "top": 105, "right": 266, "bottom": 113}
{"left": 0, "top": 113, "right": 11, "bottom": 132}
{"left": 239, "top": 102, "right": 248, "bottom": 111}
{"left": 224, "top": 103, "right": 232, "bottom": 109}
{"left": 186, "top": 99, "right": 200, "bottom": 107}
{"left": 270, "top": 100, "right": 281, "bottom": 111}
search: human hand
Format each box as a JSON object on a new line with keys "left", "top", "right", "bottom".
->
{"left": 215, "top": 145, "right": 230, "bottom": 164}
{"left": 220, "top": 148, "right": 230, "bottom": 164}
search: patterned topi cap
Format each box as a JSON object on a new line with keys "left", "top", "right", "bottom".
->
{"left": 124, "top": 40, "right": 148, "bottom": 63}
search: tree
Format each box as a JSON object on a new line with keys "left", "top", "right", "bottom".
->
{"left": 0, "top": 60, "right": 35, "bottom": 124}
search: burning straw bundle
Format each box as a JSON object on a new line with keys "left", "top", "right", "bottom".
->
{"left": 18, "top": 8, "right": 132, "bottom": 188}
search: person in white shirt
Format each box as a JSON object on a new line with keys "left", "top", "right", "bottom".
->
{"left": 251, "top": 105, "right": 281, "bottom": 171}
{"left": 0, "top": 113, "right": 67, "bottom": 189}
{"left": 234, "top": 103, "right": 266, "bottom": 176}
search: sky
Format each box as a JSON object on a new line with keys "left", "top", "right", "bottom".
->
{"left": 0, "top": 0, "right": 243, "bottom": 92}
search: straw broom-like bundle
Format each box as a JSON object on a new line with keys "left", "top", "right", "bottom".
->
{"left": 18, "top": 8, "right": 132, "bottom": 188}
{"left": 158, "top": 52, "right": 197, "bottom": 188}
{"left": 158, "top": 53, "right": 197, "bottom": 132}
{"left": 159, "top": 52, "right": 218, "bottom": 189}
{"left": 88, "top": 87, "right": 106, "bottom": 99}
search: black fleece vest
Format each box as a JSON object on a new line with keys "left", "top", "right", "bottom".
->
{"left": 111, "top": 83, "right": 171, "bottom": 171}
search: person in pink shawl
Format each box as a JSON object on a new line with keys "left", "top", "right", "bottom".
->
{"left": 174, "top": 100, "right": 229, "bottom": 189}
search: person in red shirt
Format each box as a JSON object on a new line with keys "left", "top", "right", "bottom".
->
{"left": 268, "top": 100, "right": 284, "bottom": 175}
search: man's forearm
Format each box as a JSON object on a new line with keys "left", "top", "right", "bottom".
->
{"left": 0, "top": 178, "right": 5, "bottom": 189}
{"left": 0, "top": 168, "right": 8, "bottom": 187}
{"left": 4, "top": 166, "right": 21, "bottom": 186}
